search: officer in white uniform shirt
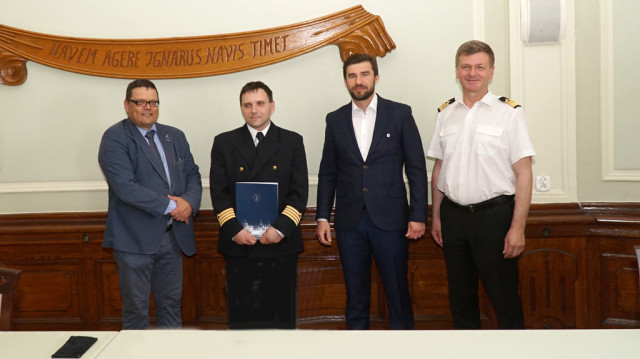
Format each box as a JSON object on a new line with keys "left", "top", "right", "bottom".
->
{"left": 427, "top": 40, "right": 535, "bottom": 329}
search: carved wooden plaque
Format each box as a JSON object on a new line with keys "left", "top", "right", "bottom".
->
{"left": 0, "top": 6, "right": 395, "bottom": 86}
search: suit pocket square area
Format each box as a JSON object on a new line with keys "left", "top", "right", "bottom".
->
{"left": 51, "top": 336, "right": 97, "bottom": 358}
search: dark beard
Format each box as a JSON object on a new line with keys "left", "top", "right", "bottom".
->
{"left": 349, "top": 86, "right": 375, "bottom": 101}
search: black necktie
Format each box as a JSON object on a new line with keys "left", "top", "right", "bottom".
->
{"left": 145, "top": 130, "right": 162, "bottom": 165}
{"left": 256, "top": 132, "right": 264, "bottom": 149}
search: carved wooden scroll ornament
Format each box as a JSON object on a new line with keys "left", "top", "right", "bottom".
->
{"left": 0, "top": 6, "right": 395, "bottom": 86}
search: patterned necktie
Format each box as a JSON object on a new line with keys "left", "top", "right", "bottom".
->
{"left": 145, "top": 130, "right": 162, "bottom": 165}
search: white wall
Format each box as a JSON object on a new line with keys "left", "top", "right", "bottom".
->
{"left": 3, "top": 0, "right": 633, "bottom": 214}
{"left": 0, "top": 0, "right": 477, "bottom": 213}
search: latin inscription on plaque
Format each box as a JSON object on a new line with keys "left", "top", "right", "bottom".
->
{"left": 0, "top": 6, "right": 395, "bottom": 85}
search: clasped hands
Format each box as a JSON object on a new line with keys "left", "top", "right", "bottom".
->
{"left": 232, "top": 226, "right": 282, "bottom": 245}
{"left": 167, "top": 195, "right": 193, "bottom": 224}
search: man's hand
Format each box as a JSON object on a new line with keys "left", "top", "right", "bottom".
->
{"left": 503, "top": 228, "right": 525, "bottom": 258}
{"left": 316, "top": 221, "right": 332, "bottom": 245}
{"left": 232, "top": 228, "right": 257, "bottom": 245}
{"left": 405, "top": 221, "right": 425, "bottom": 240}
{"left": 168, "top": 195, "right": 193, "bottom": 224}
{"left": 431, "top": 217, "right": 443, "bottom": 247}
{"left": 260, "top": 226, "right": 283, "bottom": 245}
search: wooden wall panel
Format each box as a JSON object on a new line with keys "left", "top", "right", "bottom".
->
{"left": 1, "top": 203, "right": 640, "bottom": 331}
{"left": 520, "top": 247, "right": 579, "bottom": 328}
{"left": 409, "top": 258, "right": 452, "bottom": 329}
{"left": 191, "top": 258, "right": 227, "bottom": 328}
{"left": 297, "top": 260, "right": 347, "bottom": 328}
{"left": 5, "top": 261, "right": 84, "bottom": 329}
{"left": 95, "top": 260, "right": 123, "bottom": 327}
{"left": 598, "top": 238, "right": 640, "bottom": 328}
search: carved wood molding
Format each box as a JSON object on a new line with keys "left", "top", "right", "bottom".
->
{"left": 0, "top": 50, "right": 27, "bottom": 85}
{"left": 0, "top": 6, "right": 395, "bottom": 86}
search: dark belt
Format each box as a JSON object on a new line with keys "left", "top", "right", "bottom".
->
{"left": 165, "top": 224, "right": 173, "bottom": 232}
{"left": 445, "top": 194, "right": 514, "bottom": 213}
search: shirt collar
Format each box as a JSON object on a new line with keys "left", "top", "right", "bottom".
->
{"left": 351, "top": 93, "right": 378, "bottom": 114}
{"left": 136, "top": 123, "right": 158, "bottom": 137}
{"left": 479, "top": 91, "right": 496, "bottom": 106}
{"left": 455, "top": 91, "right": 496, "bottom": 109}
{"left": 247, "top": 121, "right": 271, "bottom": 140}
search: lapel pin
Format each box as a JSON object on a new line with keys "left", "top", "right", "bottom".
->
{"left": 165, "top": 133, "right": 170, "bottom": 141}
{"left": 386, "top": 133, "right": 390, "bottom": 137}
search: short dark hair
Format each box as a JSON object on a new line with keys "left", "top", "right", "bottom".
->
{"left": 455, "top": 40, "right": 495, "bottom": 67}
{"left": 343, "top": 53, "right": 378, "bottom": 79}
{"left": 239, "top": 81, "right": 273, "bottom": 104}
{"left": 125, "top": 79, "right": 158, "bottom": 100}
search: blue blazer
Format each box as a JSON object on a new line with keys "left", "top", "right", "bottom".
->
{"left": 317, "top": 96, "right": 428, "bottom": 231}
{"left": 98, "top": 119, "right": 202, "bottom": 255}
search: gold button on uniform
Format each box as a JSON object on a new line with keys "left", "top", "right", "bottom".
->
{"left": 363, "top": 165, "right": 368, "bottom": 169}
{"left": 363, "top": 188, "right": 368, "bottom": 192}
{"left": 239, "top": 167, "right": 244, "bottom": 172}
{"left": 272, "top": 165, "right": 278, "bottom": 171}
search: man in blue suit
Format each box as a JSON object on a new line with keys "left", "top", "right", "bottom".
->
{"left": 316, "top": 54, "right": 428, "bottom": 329}
{"left": 98, "top": 79, "right": 202, "bottom": 329}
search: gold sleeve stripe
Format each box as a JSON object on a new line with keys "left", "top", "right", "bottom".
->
{"left": 217, "top": 208, "right": 236, "bottom": 226}
{"left": 282, "top": 205, "right": 302, "bottom": 225}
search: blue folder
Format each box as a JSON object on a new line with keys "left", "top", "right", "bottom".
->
{"left": 235, "top": 182, "right": 278, "bottom": 239}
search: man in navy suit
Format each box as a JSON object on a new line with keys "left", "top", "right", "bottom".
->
{"left": 316, "top": 54, "right": 428, "bottom": 329}
{"left": 98, "top": 79, "right": 202, "bottom": 329}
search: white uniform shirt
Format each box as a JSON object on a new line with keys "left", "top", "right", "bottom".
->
{"left": 426, "top": 91, "right": 535, "bottom": 205}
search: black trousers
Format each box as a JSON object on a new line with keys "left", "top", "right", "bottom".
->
{"left": 441, "top": 195, "right": 524, "bottom": 329}
{"left": 225, "top": 254, "right": 297, "bottom": 329}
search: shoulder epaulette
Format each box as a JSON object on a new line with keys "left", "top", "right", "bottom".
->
{"left": 438, "top": 98, "right": 456, "bottom": 112}
{"left": 499, "top": 96, "right": 521, "bottom": 109}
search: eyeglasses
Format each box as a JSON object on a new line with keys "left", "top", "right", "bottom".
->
{"left": 128, "top": 99, "right": 160, "bottom": 107}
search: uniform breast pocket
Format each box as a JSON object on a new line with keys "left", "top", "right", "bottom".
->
{"left": 439, "top": 125, "right": 459, "bottom": 154}
{"left": 474, "top": 124, "right": 503, "bottom": 155}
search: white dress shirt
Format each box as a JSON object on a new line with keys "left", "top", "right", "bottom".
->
{"left": 352, "top": 94, "right": 378, "bottom": 161}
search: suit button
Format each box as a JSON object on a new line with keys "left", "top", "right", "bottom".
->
{"left": 363, "top": 165, "right": 368, "bottom": 169}
{"left": 363, "top": 187, "right": 368, "bottom": 192}
{"left": 272, "top": 165, "right": 278, "bottom": 171}
{"left": 239, "top": 167, "right": 244, "bottom": 172}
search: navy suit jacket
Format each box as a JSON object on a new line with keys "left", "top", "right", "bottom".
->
{"left": 317, "top": 95, "right": 428, "bottom": 231}
{"left": 98, "top": 118, "right": 202, "bottom": 255}
{"left": 210, "top": 123, "right": 308, "bottom": 258}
